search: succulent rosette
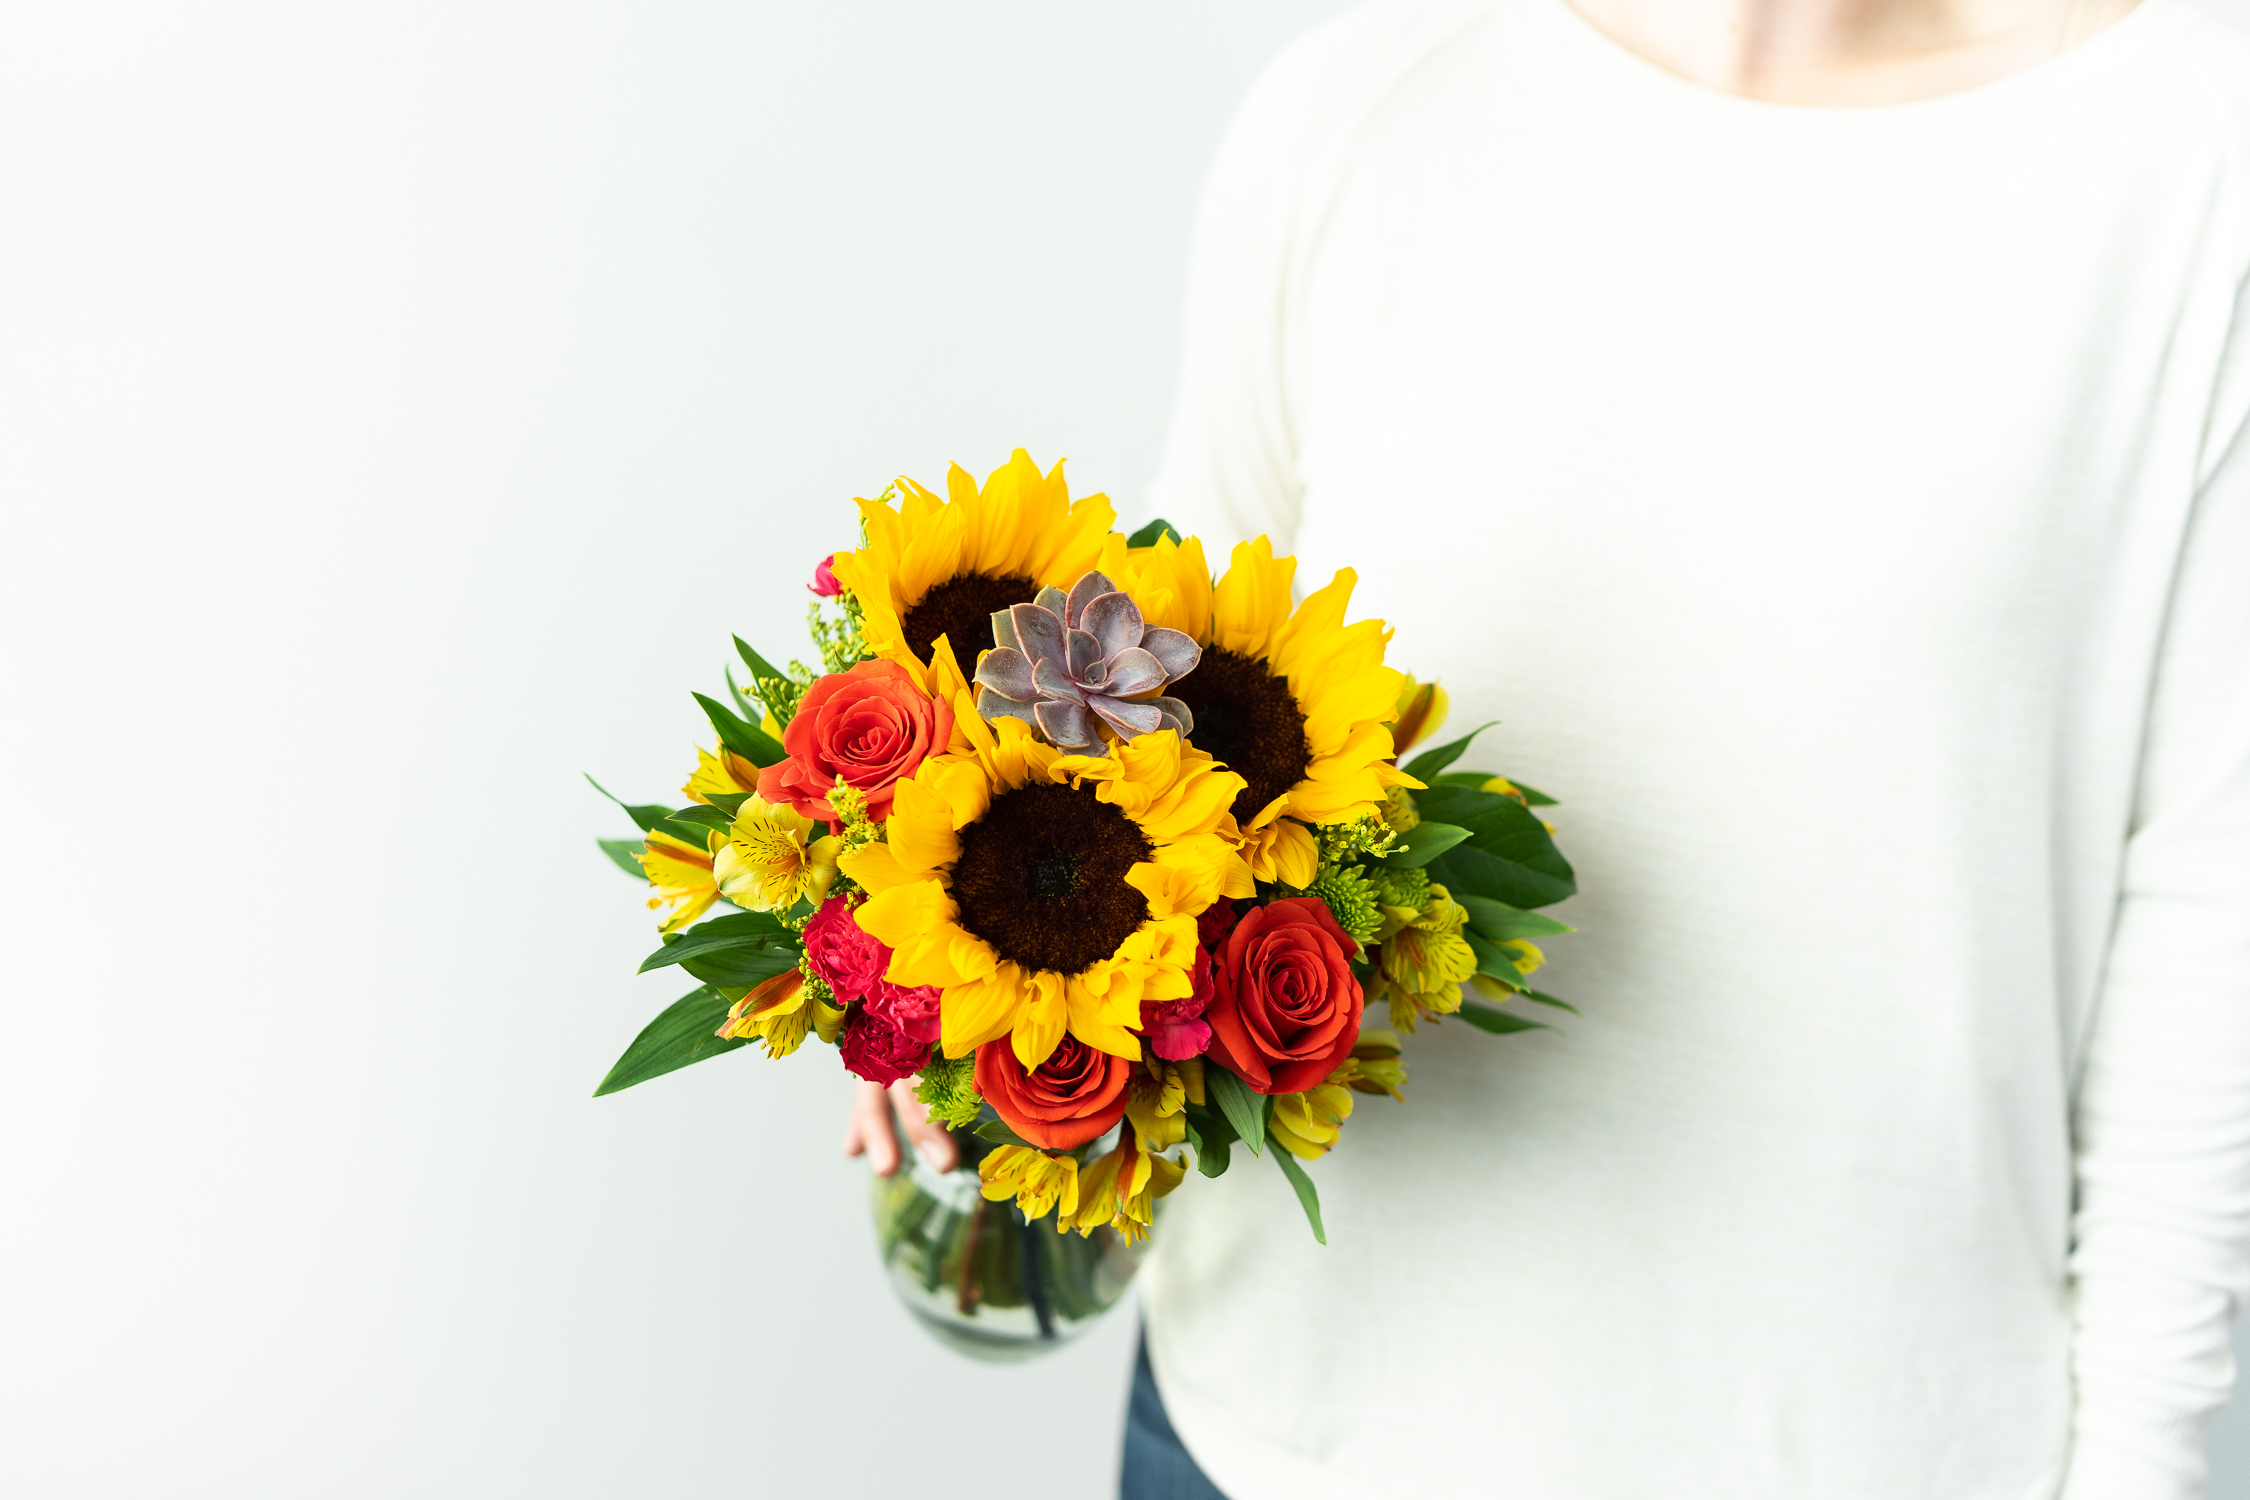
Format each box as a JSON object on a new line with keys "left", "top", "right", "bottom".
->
{"left": 592, "top": 448, "right": 1580, "bottom": 1260}
{"left": 972, "top": 569, "right": 1202, "bottom": 754}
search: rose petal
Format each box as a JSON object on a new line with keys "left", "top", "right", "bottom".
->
{"left": 1080, "top": 591, "right": 1144, "bottom": 659}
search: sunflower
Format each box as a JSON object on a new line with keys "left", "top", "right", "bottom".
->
{"left": 832, "top": 449, "right": 1116, "bottom": 694}
{"left": 1122, "top": 535, "right": 1415, "bottom": 886}
{"left": 838, "top": 717, "right": 1252, "bottom": 1070}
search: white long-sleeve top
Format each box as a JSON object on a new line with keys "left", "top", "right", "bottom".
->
{"left": 1138, "top": 2, "right": 2250, "bottom": 1496}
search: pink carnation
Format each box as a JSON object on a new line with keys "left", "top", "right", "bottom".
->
{"left": 808, "top": 553, "right": 843, "bottom": 597}
{"left": 866, "top": 980, "right": 942, "bottom": 1046}
{"left": 839, "top": 1006, "right": 929, "bottom": 1088}
{"left": 1140, "top": 943, "right": 1215, "bottom": 1061}
{"left": 803, "top": 896, "right": 888, "bottom": 1005}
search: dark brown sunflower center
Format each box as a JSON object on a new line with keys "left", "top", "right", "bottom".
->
{"left": 1164, "top": 647, "right": 1312, "bottom": 825}
{"left": 950, "top": 782, "right": 1153, "bottom": 975}
{"left": 899, "top": 570, "right": 1039, "bottom": 665}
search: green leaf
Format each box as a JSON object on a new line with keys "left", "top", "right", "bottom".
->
{"left": 593, "top": 987, "right": 749, "bottom": 1096}
{"left": 734, "top": 636, "right": 791, "bottom": 694}
{"left": 1402, "top": 722, "right": 1498, "bottom": 782}
{"left": 1415, "top": 787, "right": 1576, "bottom": 907}
{"left": 693, "top": 692, "right": 787, "bottom": 767}
{"left": 1268, "top": 1138, "right": 1327, "bottom": 1244}
{"left": 1512, "top": 782, "right": 1558, "bottom": 806}
{"left": 1456, "top": 894, "right": 1574, "bottom": 942}
{"left": 973, "top": 1116, "right": 1036, "bottom": 1149}
{"left": 724, "top": 663, "right": 762, "bottom": 725}
{"left": 653, "top": 808, "right": 729, "bottom": 851}
{"left": 585, "top": 775, "right": 673, "bottom": 834}
{"left": 1179, "top": 1115, "right": 1231, "bottom": 1179}
{"left": 682, "top": 943, "right": 799, "bottom": 989}
{"left": 1428, "top": 845, "right": 1575, "bottom": 910}
{"left": 1462, "top": 930, "right": 1528, "bottom": 986}
{"left": 598, "top": 838, "right": 646, "bottom": 879}
{"left": 699, "top": 790, "right": 749, "bottom": 818}
{"left": 1430, "top": 771, "right": 1498, "bottom": 788}
{"left": 1453, "top": 998, "right": 1556, "bottom": 1036}
{"left": 1125, "top": 518, "right": 1182, "bottom": 549}
{"left": 1376, "top": 821, "right": 1471, "bottom": 869}
{"left": 1208, "top": 1067, "right": 1269, "bottom": 1158}
{"left": 1522, "top": 988, "right": 1580, "bottom": 1016}
{"left": 637, "top": 913, "right": 794, "bottom": 974}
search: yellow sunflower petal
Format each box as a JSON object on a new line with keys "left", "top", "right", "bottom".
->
{"left": 1208, "top": 537, "right": 1298, "bottom": 659}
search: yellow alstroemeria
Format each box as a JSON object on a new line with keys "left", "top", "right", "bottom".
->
{"left": 979, "top": 1145, "right": 1080, "bottom": 1223}
{"left": 681, "top": 744, "right": 761, "bottom": 808}
{"left": 1123, "top": 1061, "right": 1188, "bottom": 1152}
{"left": 717, "top": 968, "right": 816, "bottom": 1058}
{"left": 1347, "top": 1028, "right": 1408, "bottom": 1099}
{"left": 636, "top": 826, "right": 722, "bottom": 934}
{"left": 713, "top": 797, "right": 841, "bottom": 913}
{"left": 1390, "top": 676, "right": 1450, "bottom": 758}
{"left": 1378, "top": 883, "right": 1478, "bottom": 1032}
{"left": 1270, "top": 1060, "right": 1359, "bottom": 1160}
{"left": 1065, "top": 1124, "right": 1186, "bottom": 1244}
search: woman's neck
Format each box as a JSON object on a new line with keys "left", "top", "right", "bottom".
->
{"left": 1565, "top": 0, "right": 2142, "bottom": 105}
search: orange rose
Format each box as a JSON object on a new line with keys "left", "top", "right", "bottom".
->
{"left": 1205, "top": 897, "right": 1364, "bottom": 1095}
{"left": 975, "top": 1035, "right": 1132, "bottom": 1150}
{"left": 756, "top": 658, "right": 953, "bottom": 822}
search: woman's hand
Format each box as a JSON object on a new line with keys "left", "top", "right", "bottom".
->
{"left": 843, "top": 1078, "right": 958, "bottom": 1176}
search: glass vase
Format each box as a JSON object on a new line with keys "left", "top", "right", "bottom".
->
{"left": 871, "top": 1130, "right": 1145, "bottom": 1360}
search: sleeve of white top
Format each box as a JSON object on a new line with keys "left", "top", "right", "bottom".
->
{"left": 2062, "top": 272, "right": 2250, "bottom": 1499}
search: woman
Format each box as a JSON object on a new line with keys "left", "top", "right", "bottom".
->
{"left": 852, "top": 0, "right": 2250, "bottom": 1493}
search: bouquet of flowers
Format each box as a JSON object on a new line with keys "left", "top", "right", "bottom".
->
{"left": 592, "top": 449, "right": 1576, "bottom": 1258}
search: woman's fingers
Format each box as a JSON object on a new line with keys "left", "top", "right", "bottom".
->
{"left": 845, "top": 1079, "right": 900, "bottom": 1176}
{"left": 889, "top": 1079, "right": 957, "bottom": 1173}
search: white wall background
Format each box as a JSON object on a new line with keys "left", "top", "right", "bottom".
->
{"left": 3, "top": 3, "right": 2247, "bottom": 1497}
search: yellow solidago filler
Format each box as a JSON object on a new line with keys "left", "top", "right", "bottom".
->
{"left": 839, "top": 720, "right": 1252, "bottom": 1070}
{"left": 1377, "top": 883, "right": 1478, "bottom": 1032}
{"left": 681, "top": 744, "right": 761, "bottom": 808}
{"left": 979, "top": 1145, "right": 1079, "bottom": 1223}
{"left": 635, "top": 827, "right": 721, "bottom": 934}
{"left": 1123, "top": 535, "right": 1418, "bottom": 888}
{"left": 1390, "top": 675, "right": 1450, "bottom": 758}
{"left": 1271, "top": 1061, "right": 1359, "bottom": 1160}
{"left": 718, "top": 969, "right": 813, "bottom": 1058}
{"left": 1348, "top": 1028, "right": 1408, "bottom": 1099}
{"left": 713, "top": 797, "right": 841, "bottom": 913}
{"left": 830, "top": 449, "right": 1116, "bottom": 697}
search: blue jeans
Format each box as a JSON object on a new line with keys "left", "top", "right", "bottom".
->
{"left": 1121, "top": 1332, "right": 1229, "bottom": 1499}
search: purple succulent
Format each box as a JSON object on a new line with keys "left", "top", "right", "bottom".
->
{"left": 972, "top": 570, "right": 1201, "bottom": 754}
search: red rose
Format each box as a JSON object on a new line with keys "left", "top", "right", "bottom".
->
{"left": 1205, "top": 896, "right": 1364, "bottom": 1095}
{"left": 975, "top": 1035, "right": 1132, "bottom": 1150}
{"left": 757, "top": 658, "right": 953, "bottom": 822}
{"left": 839, "top": 1006, "right": 928, "bottom": 1089}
